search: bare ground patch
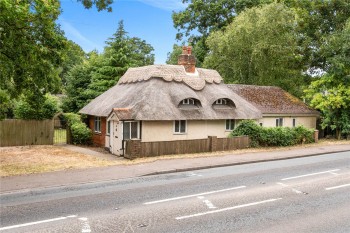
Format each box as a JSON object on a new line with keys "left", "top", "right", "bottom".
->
{"left": 1, "top": 139, "right": 349, "bottom": 177}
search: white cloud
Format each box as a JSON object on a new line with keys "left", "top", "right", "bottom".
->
{"left": 136, "top": 0, "right": 187, "bottom": 11}
{"left": 58, "top": 18, "right": 102, "bottom": 52}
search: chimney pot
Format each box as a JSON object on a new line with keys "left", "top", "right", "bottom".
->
{"left": 178, "top": 46, "right": 196, "bottom": 73}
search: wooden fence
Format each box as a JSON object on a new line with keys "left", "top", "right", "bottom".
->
{"left": 0, "top": 119, "right": 54, "bottom": 147}
{"left": 125, "top": 136, "right": 249, "bottom": 159}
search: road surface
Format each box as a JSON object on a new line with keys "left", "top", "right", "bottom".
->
{"left": 1, "top": 151, "right": 349, "bottom": 232}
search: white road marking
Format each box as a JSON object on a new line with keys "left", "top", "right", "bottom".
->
{"left": 197, "top": 196, "right": 216, "bottom": 209}
{"left": 79, "top": 217, "right": 91, "bottom": 233}
{"left": 281, "top": 169, "right": 340, "bottom": 181}
{"left": 187, "top": 172, "right": 203, "bottom": 177}
{"left": 144, "top": 186, "right": 246, "bottom": 205}
{"left": 325, "top": 183, "right": 350, "bottom": 190}
{"left": 176, "top": 198, "right": 282, "bottom": 220}
{"left": 276, "top": 182, "right": 302, "bottom": 194}
{"left": 0, "top": 215, "right": 76, "bottom": 231}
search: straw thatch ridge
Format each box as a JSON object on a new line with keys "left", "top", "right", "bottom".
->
{"left": 79, "top": 77, "right": 261, "bottom": 120}
{"left": 227, "top": 84, "right": 320, "bottom": 116}
{"left": 118, "top": 65, "right": 222, "bottom": 91}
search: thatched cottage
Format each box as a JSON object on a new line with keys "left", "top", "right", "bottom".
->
{"left": 228, "top": 84, "right": 320, "bottom": 128}
{"left": 80, "top": 47, "right": 261, "bottom": 155}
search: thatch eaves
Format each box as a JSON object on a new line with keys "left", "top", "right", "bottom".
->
{"left": 79, "top": 77, "right": 262, "bottom": 120}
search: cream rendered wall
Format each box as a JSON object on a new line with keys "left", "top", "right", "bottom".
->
{"left": 141, "top": 120, "right": 232, "bottom": 142}
{"left": 261, "top": 116, "right": 317, "bottom": 129}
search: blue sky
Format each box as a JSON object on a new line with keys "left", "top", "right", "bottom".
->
{"left": 58, "top": 0, "right": 187, "bottom": 64}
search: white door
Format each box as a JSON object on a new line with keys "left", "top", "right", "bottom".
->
{"left": 110, "top": 120, "right": 123, "bottom": 156}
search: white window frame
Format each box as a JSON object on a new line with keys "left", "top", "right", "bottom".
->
{"left": 292, "top": 118, "right": 296, "bottom": 127}
{"left": 215, "top": 98, "right": 227, "bottom": 105}
{"left": 182, "top": 98, "right": 195, "bottom": 105}
{"left": 94, "top": 116, "right": 101, "bottom": 133}
{"left": 123, "top": 121, "right": 140, "bottom": 140}
{"left": 276, "top": 118, "right": 283, "bottom": 127}
{"left": 174, "top": 120, "right": 187, "bottom": 134}
{"left": 225, "top": 119, "right": 235, "bottom": 131}
{"left": 106, "top": 120, "right": 111, "bottom": 135}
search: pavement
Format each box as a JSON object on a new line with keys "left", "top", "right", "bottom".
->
{"left": 1, "top": 143, "right": 350, "bottom": 194}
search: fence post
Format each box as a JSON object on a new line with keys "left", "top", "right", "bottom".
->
{"left": 124, "top": 139, "right": 141, "bottom": 159}
{"left": 314, "top": 130, "right": 319, "bottom": 143}
{"left": 208, "top": 136, "right": 217, "bottom": 152}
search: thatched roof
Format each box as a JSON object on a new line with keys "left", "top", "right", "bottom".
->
{"left": 79, "top": 66, "right": 261, "bottom": 120}
{"left": 118, "top": 65, "right": 222, "bottom": 90}
{"left": 227, "top": 84, "right": 320, "bottom": 116}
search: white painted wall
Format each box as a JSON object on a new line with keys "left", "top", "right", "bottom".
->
{"left": 141, "top": 120, "right": 233, "bottom": 142}
{"left": 260, "top": 116, "right": 317, "bottom": 128}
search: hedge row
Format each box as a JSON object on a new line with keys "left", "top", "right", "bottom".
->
{"left": 230, "top": 120, "right": 314, "bottom": 147}
{"left": 64, "top": 113, "right": 92, "bottom": 145}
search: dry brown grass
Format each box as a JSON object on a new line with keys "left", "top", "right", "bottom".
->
{"left": 0, "top": 146, "right": 117, "bottom": 177}
{"left": 1, "top": 139, "right": 349, "bottom": 177}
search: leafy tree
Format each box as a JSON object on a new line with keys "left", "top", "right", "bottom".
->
{"left": 85, "top": 21, "right": 154, "bottom": 98}
{"left": 77, "top": 0, "right": 114, "bottom": 12}
{"left": 166, "top": 44, "right": 183, "bottom": 65}
{"left": 0, "top": 0, "right": 65, "bottom": 115}
{"left": 60, "top": 40, "right": 86, "bottom": 88}
{"left": 304, "top": 19, "right": 350, "bottom": 139}
{"left": 13, "top": 94, "right": 60, "bottom": 120}
{"left": 205, "top": 3, "right": 305, "bottom": 96}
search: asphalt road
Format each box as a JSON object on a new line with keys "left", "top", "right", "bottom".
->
{"left": 1, "top": 151, "right": 349, "bottom": 233}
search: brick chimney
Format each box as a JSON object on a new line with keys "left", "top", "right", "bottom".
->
{"left": 178, "top": 46, "right": 196, "bottom": 73}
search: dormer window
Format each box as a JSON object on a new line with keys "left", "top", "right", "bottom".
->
{"left": 182, "top": 98, "right": 195, "bottom": 105}
{"left": 215, "top": 98, "right": 227, "bottom": 105}
{"left": 212, "top": 98, "right": 236, "bottom": 109}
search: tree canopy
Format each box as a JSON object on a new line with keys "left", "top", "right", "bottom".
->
{"left": 204, "top": 3, "right": 305, "bottom": 96}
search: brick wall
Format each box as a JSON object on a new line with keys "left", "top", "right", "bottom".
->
{"left": 88, "top": 116, "right": 106, "bottom": 147}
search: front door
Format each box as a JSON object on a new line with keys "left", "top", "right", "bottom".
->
{"left": 110, "top": 120, "right": 123, "bottom": 156}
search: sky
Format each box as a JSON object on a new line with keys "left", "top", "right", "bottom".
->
{"left": 58, "top": 0, "right": 187, "bottom": 64}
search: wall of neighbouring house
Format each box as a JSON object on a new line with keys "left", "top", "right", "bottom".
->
{"left": 259, "top": 116, "right": 317, "bottom": 128}
{"left": 88, "top": 116, "right": 107, "bottom": 147}
{"left": 141, "top": 120, "right": 233, "bottom": 142}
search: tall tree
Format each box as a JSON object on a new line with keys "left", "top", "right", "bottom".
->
{"left": 85, "top": 21, "right": 154, "bottom": 99}
{"left": 205, "top": 3, "right": 305, "bottom": 96}
{"left": 304, "top": 19, "right": 350, "bottom": 139}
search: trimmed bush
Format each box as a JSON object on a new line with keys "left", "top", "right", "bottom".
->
{"left": 230, "top": 120, "right": 314, "bottom": 147}
{"left": 63, "top": 113, "right": 91, "bottom": 145}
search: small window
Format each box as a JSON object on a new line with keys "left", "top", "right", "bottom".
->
{"left": 174, "top": 120, "right": 186, "bottom": 134}
{"left": 259, "top": 123, "right": 263, "bottom": 126}
{"left": 123, "top": 121, "right": 139, "bottom": 140}
{"left": 292, "top": 118, "right": 296, "bottom": 127}
{"left": 94, "top": 117, "right": 101, "bottom": 133}
{"left": 276, "top": 118, "right": 283, "bottom": 127}
{"left": 107, "top": 121, "right": 111, "bottom": 135}
{"left": 226, "top": 119, "right": 235, "bottom": 131}
{"left": 182, "top": 98, "right": 195, "bottom": 105}
{"left": 215, "top": 98, "right": 227, "bottom": 105}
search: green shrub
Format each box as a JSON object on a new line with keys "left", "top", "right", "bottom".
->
{"left": 63, "top": 113, "right": 91, "bottom": 145}
{"left": 230, "top": 120, "right": 262, "bottom": 147}
{"left": 70, "top": 122, "right": 92, "bottom": 145}
{"left": 230, "top": 120, "right": 314, "bottom": 147}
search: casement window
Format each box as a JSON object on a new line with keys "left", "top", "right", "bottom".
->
{"left": 215, "top": 98, "right": 227, "bottom": 105}
{"left": 94, "top": 117, "right": 101, "bottom": 133}
{"left": 182, "top": 98, "right": 195, "bottom": 105}
{"left": 107, "top": 121, "right": 111, "bottom": 135}
{"left": 174, "top": 120, "right": 187, "bottom": 134}
{"left": 225, "top": 119, "right": 235, "bottom": 131}
{"left": 292, "top": 118, "right": 296, "bottom": 127}
{"left": 123, "top": 121, "right": 139, "bottom": 140}
{"left": 276, "top": 118, "right": 283, "bottom": 127}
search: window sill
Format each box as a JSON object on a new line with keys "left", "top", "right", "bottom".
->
{"left": 174, "top": 132, "right": 187, "bottom": 135}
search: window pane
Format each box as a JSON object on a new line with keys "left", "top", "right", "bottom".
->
{"left": 123, "top": 122, "right": 130, "bottom": 140}
{"left": 131, "top": 122, "right": 138, "bottom": 138}
{"left": 180, "top": 120, "right": 186, "bottom": 133}
{"left": 293, "top": 119, "right": 296, "bottom": 127}
{"left": 276, "top": 119, "right": 279, "bottom": 127}
{"left": 280, "top": 118, "right": 283, "bottom": 126}
{"left": 226, "top": 120, "right": 230, "bottom": 130}
{"left": 230, "top": 119, "right": 235, "bottom": 130}
{"left": 175, "top": 120, "right": 180, "bottom": 132}
{"left": 107, "top": 121, "right": 110, "bottom": 134}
